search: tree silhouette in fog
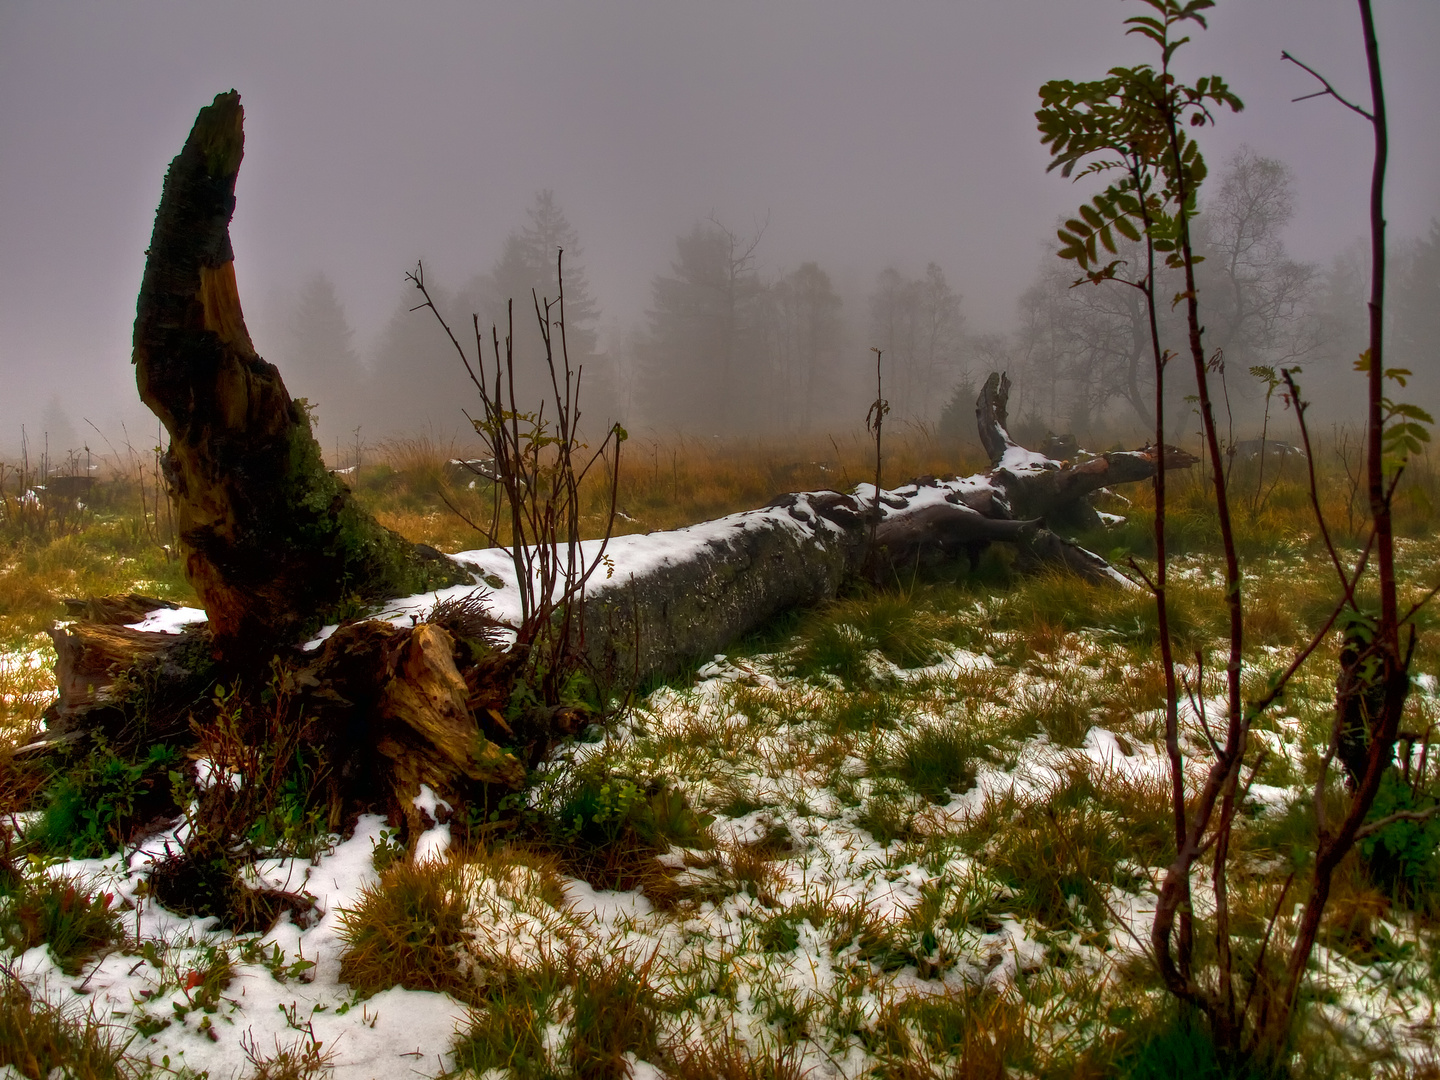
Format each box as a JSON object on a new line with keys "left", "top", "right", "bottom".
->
{"left": 767, "top": 262, "right": 844, "bottom": 432}
{"left": 283, "top": 273, "right": 363, "bottom": 448}
{"left": 867, "top": 263, "right": 964, "bottom": 422}
{"left": 468, "top": 190, "right": 608, "bottom": 428}
{"left": 642, "top": 219, "right": 767, "bottom": 433}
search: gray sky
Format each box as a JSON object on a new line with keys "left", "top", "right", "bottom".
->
{"left": 1, "top": 1, "right": 1436, "bottom": 452}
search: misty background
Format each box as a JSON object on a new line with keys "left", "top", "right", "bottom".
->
{"left": 1, "top": 1, "right": 1437, "bottom": 466}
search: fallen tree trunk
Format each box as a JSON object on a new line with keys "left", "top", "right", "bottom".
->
{"left": 570, "top": 441, "right": 1190, "bottom": 681}
{"left": 556, "top": 375, "right": 1194, "bottom": 679}
{"left": 30, "top": 90, "right": 1197, "bottom": 849}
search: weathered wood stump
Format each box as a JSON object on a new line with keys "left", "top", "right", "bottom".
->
{"left": 132, "top": 90, "right": 467, "bottom": 659}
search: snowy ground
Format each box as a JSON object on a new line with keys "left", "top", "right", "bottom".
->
{"left": 4, "top": 545, "right": 1440, "bottom": 1077}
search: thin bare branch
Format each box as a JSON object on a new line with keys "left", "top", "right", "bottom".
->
{"left": 1281, "top": 51, "right": 1373, "bottom": 120}
{"left": 1355, "top": 802, "right": 1440, "bottom": 842}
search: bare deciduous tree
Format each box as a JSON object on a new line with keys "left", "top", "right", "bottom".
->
{"left": 867, "top": 263, "right": 965, "bottom": 422}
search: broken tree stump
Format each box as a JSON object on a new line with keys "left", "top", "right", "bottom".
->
{"left": 132, "top": 90, "right": 467, "bottom": 657}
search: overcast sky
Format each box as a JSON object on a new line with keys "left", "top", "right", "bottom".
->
{"left": 1, "top": 1, "right": 1436, "bottom": 452}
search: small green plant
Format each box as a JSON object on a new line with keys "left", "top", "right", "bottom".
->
{"left": 546, "top": 762, "right": 714, "bottom": 855}
{"left": 369, "top": 827, "right": 406, "bottom": 874}
{"left": 558, "top": 773, "right": 644, "bottom": 848}
{"left": 240, "top": 1022, "right": 335, "bottom": 1080}
{"left": 28, "top": 739, "right": 183, "bottom": 859}
{"left": 526, "top": 761, "right": 715, "bottom": 903}
{"left": 1, "top": 874, "right": 124, "bottom": 975}
{"left": 236, "top": 938, "right": 317, "bottom": 984}
{"left": 1360, "top": 769, "right": 1440, "bottom": 908}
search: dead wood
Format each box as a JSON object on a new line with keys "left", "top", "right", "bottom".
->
{"left": 61, "top": 593, "right": 177, "bottom": 625}
{"left": 25, "top": 85, "right": 1201, "bottom": 856}
{"left": 132, "top": 91, "right": 467, "bottom": 658}
{"left": 34, "top": 621, "right": 214, "bottom": 752}
{"left": 975, "top": 371, "right": 1198, "bottom": 528}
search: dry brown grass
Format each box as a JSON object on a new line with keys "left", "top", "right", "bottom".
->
{"left": 868, "top": 987, "right": 1029, "bottom": 1080}
{"left": 347, "top": 428, "right": 989, "bottom": 552}
{"left": 1094, "top": 660, "right": 1169, "bottom": 738}
{"left": 662, "top": 1033, "right": 807, "bottom": 1079}
{"left": 336, "top": 856, "right": 475, "bottom": 1000}
{"left": 0, "top": 972, "right": 139, "bottom": 1080}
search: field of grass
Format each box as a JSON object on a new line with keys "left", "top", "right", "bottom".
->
{"left": 1, "top": 430, "right": 1439, "bottom": 1078}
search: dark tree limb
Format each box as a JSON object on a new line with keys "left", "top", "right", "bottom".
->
{"left": 976, "top": 370, "right": 1016, "bottom": 466}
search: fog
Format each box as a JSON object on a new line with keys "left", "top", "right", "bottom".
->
{"left": 1, "top": 1, "right": 1437, "bottom": 461}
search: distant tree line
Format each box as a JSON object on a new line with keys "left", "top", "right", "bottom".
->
{"left": 633, "top": 220, "right": 966, "bottom": 436}
{"left": 274, "top": 169, "right": 1437, "bottom": 455}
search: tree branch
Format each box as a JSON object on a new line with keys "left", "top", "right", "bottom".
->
{"left": 1280, "top": 51, "right": 1373, "bottom": 120}
{"left": 1354, "top": 802, "right": 1440, "bottom": 842}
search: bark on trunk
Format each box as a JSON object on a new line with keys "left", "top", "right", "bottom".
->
{"left": 132, "top": 91, "right": 467, "bottom": 658}
{"left": 33, "top": 622, "right": 215, "bottom": 753}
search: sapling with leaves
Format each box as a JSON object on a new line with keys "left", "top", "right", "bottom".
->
{"left": 1040, "top": 0, "right": 1434, "bottom": 1064}
{"left": 1038, "top": 0, "right": 1242, "bottom": 1016}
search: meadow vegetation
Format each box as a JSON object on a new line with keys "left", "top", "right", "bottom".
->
{"left": 2, "top": 427, "right": 1438, "bottom": 1076}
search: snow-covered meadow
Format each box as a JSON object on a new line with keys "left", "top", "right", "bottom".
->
{"left": 3, "top": 531, "right": 1440, "bottom": 1078}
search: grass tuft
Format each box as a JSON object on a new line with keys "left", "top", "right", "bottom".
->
{"left": 337, "top": 857, "right": 473, "bottom": 1000}
{"left": 868, "top": 988, "right": 1028, "bottom": 1079}
{"left": 0, "top": 973, "right": 139, "bottom": 1080}
{"left": 1, "top": 873, "right": 125, "bottom": 976}
{"left": 788, "top": 592, "right": 952, "bottom": 686}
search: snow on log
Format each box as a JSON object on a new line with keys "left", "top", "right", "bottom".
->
{"left": 371, "top": 442, "right": 1177, "bottom": 680}
{"left": 976, "top": 371, "right": 1198, "bottom": 529}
